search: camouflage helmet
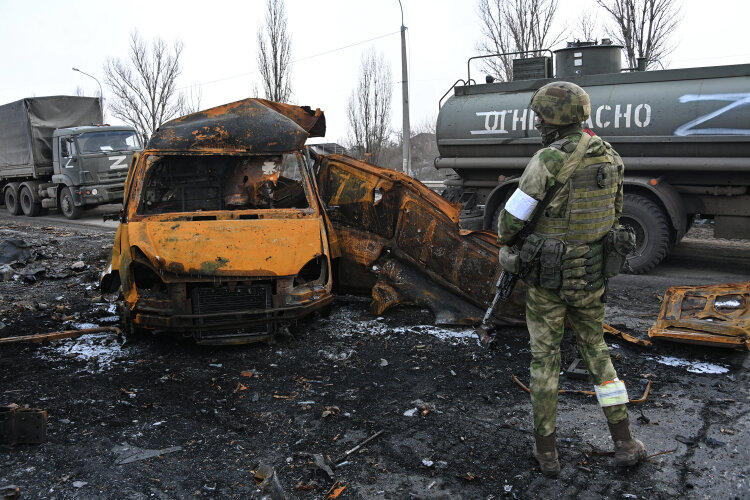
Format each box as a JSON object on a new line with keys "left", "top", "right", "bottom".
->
{"left": 530, "top": 81, "right": 591, "bottom": 126}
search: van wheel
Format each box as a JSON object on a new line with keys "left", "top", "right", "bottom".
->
{"left": 4, "top": 186, "right": 22, "bottom": 215}
{"left": 60, "top": 187, "right": 83, "bottom": 219}
{"left": 621, "top": 194, "right": 671, "bottom": 274}
{"left": 19, "top": 186, "right": 42, "bottom": 217}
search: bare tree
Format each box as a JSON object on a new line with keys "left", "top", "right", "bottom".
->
{"left": 346, "top": 49, "right": 393, "bottom": 166}
{"left": 104, "top": 31, "right": 185, "bottom": 143}
{"left": 257, "top": 0, "right": 293, "bottom": 102}
{"left": 476, "top": 0, "right": 565, "bottom": 81}
{"left": 576, "top": 11, "right": 599, "bottom": 42}
{"left": 411, "top": 115, "right": 437, "bottom": 136}
{"left": 596, "top": 0, "right": 681, "bottom": 69}
{"left": 179, "top": 84, "right": 203, "bottom": 115}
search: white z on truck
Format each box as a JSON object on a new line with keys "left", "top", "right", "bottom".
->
{"left": 0, "top": 96, "right": 141, "bottom": 219}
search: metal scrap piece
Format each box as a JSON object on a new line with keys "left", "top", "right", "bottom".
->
{"left": 648, "top": 281, "right": 750, "bottom": 350}
{"left": 603, "top": 323, "right": 653, "bottom": 347}
{"left": 315, "top": 154, "right": 526, "bottom": 327}
{"left": 0, "top": 327, "right": 121, "bottom": 344}
{"left": 0, "top": 405, "right": 47, "bottom": 446}
{"left": 114, "top": 444, "right": 183, "bottom": 465}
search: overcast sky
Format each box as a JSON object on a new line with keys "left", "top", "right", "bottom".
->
{"left": 1, "top": 0, "right": 748, "bottom": 143}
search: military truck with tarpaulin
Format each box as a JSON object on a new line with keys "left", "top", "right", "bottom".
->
{"left": 0, "top": 96, "right": 141, "bottom": 219}
{"left": 435, "top": 41, "right": 750, "bottom": 273}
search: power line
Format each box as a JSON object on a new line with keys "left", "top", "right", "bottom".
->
{"left": 178, "top": 30, "right": 400, "bottom": 91}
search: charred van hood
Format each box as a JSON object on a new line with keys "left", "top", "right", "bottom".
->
{"left": 146, "top": 98, "right": 326, "bottom": 152}
{"left": 128, "top": 218, "right": 326, "bottom": 277}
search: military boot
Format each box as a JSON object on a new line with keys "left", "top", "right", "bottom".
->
{"left": 608, "top": 417, "right": 648, "bottom": 466}
{"left": 532, "top": 430, "right": 560, "bottom": 477}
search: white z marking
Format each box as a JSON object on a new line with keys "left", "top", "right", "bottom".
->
{"left": 674, "top": 93, "right": 750, "bottom": 136}
{"left": 108, "top": 155, "right": 128, "bottom": 169}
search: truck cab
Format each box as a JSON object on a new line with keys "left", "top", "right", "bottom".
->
{"left": 0, "top": 96, "right": 141, "bottom": 219}
{"left": 50, "top": 125, "right": 141, "bottom": 218}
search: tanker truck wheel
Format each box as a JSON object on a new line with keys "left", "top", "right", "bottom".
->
{"left": 4, "top": 185, "right": 23, "bottom": 216}
{"left": 19, "top": 186, "right": 42, "bottom": 217}
{"left": 59, "top": 187, "right": 83, "bottom": 220}
{"left": 621, "top": 194, "right": 670, "bottom": 274}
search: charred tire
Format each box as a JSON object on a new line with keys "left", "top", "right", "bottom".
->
{"left": 122, "top": 307, "right": 149, "bottom": 339}
{"left": 4, "top": 186, "right": 22, "bottom": 216}
{"left": 621, "top": 193, "right": 670, "bottom": 274}
{"left": 59, "top": 187, "right": 83, "bottom": 220}
{"left": 19, "top": 186, "right": 42, "bottom": 217}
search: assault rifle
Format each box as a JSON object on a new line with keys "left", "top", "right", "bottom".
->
{"left": 474, "top": 178, "right": 568, "bottom": 347}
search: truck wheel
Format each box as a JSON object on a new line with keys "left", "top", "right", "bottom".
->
{"left": 60, "top": 187, "right": 82, "bottom": 219}
{"left": 4, "top": 186, "right": 22, "bottom": 216}
{"left": 621, "top": 194, "right": 671, "bottom": 274}
{"left": 19, "top": 186, "right": 42, "bottom": 217}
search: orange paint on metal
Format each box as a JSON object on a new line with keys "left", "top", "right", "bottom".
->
{"left": 647, "top": 281, "right": 750, "bottom": 350}
{"left": 127, "top": 219, "right": 326, "bottom": 277}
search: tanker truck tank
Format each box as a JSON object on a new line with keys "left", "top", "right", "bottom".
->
{"left": 435, "top": 42, "right": 750, "bottom": 273}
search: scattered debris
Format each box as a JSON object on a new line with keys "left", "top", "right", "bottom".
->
{"left": 0, "top": 239, "right": 32, "bottom": 265}
{"left": 648, "top": 281, "right": 750, "bottom": 350}
{"left": 317, "top": 153, "right": 526, "bottom": 327}
{"left": 675, "top": 435, "right": 697, "bottom": 446}
{"left": 0, "top": 404, "right": 47, "bottom": 445}
{"left": 511, "top": 374, "right": 651, "bottom": 405}
{"left": 0, "top": 485, "right": 20, "bottom": 499}
{"left": 325, "top": 481, "right": 346, "bottom": 499}
{"left": 603, "top": 323, "right": 653, "bottom": 347}
{"left": 294, "top": 452, "right": 335, "bottom": 480}
{"left": 334, "top": 429, "right": 385, "bottom": 465}
{"left": 565, "top": 358, "right": 590, "bottom": 380}
{"left": 0, "top": 326, "right": 120, "bottom": 345}
{"left": 253, "top": 464, "right": 287, "bottom": 500}
{"left": 113, "top": 443, "right": 184, "bottom": 465}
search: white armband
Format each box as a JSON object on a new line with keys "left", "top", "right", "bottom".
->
{"left": 505, "top": 188, "right": 538, "bottom": 221}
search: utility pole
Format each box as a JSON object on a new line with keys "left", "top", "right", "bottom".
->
{"left": 398, "top": 0, "right": 411, "bottom": 176}
{"left": 72, "top": 67, "right": 104, "bottom": 122}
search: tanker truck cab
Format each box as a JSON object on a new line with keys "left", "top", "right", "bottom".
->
{"left": 51, "top": 125, "right": 141, "bottom": 219}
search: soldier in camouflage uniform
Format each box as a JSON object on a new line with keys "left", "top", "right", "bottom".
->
{"left": 496, "top": 81, "right": 647, "bottom": 476}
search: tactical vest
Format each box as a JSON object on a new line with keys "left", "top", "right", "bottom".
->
{"left": 519, "top": 135, "right": 620, "bottom": 300}
{"left": 533, "top": 136, "right": 619, "bottom": 244}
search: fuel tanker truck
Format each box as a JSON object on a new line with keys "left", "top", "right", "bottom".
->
{"left": 435, "top": 41, "right": 750, "bottom": 273}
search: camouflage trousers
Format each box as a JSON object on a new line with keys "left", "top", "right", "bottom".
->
{"left": 526, "top": 285, "right": 628, "bottom": 436}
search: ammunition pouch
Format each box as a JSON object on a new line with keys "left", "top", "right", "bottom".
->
{"left": 538, "top": 238, "right": 565, "bottom": 290}
{"left": 517, "top": 233, "right": 545, "bottom": 285}
{"left": 559, "top": 242, "right": 605, "bottom": 302}
{"left": 498, "top": 245, "right": 521, "bottom": 274}
{"left": 603, "top": 225, "right": 636, "bottom": 278}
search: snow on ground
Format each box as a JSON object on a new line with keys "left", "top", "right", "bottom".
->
{"left": 319, "top": 304, "right": 476, "bottom": 345}
{"left": 36, "top": 329, "right": 126, "bottom": 372}
{"left": 649, "top": 355, "right": 730, "bottom": 374}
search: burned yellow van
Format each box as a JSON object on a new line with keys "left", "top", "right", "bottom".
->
{"left": 101, "top": 99, "right": 332, "bottom": 344}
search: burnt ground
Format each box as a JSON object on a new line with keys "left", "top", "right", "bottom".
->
{"left": 0, "top": 215, "right": 748, "bottom": 500}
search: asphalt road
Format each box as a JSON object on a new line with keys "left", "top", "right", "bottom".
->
{"left": 0, "top": 204, "right": 121, "bottom": 231}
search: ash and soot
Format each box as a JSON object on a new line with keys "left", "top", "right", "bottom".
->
{"left": 1, "top": 216, "right": 748, "bottom": 499}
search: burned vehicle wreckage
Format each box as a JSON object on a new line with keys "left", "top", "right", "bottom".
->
{"left": 101, "top": 99, "right": 525, "bottom": 344}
